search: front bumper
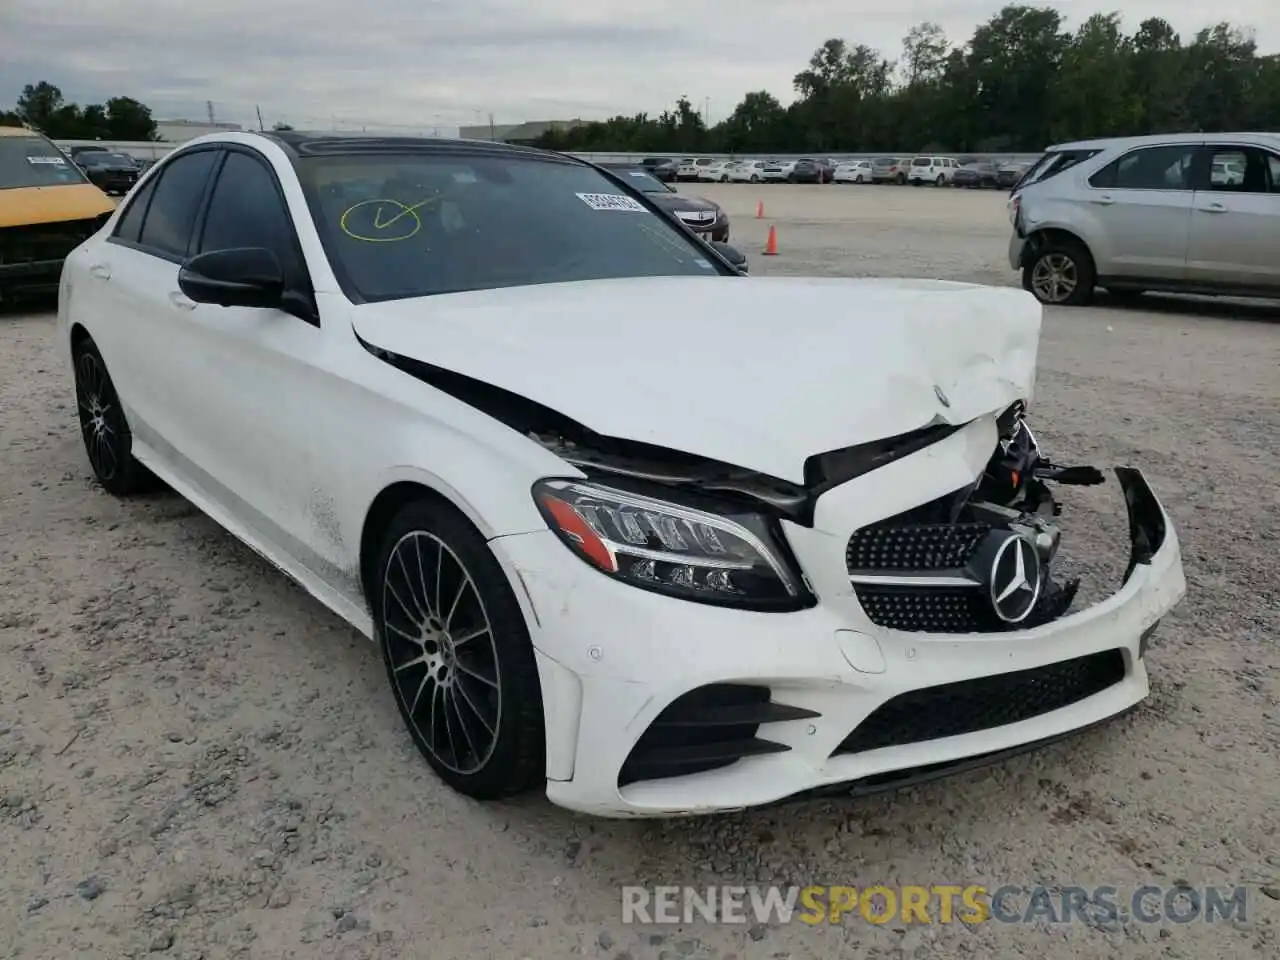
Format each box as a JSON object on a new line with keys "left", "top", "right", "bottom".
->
{"left": 496, "top": 437, "right": 1186, "bottom": 818}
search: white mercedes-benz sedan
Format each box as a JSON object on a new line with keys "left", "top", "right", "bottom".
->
{"left": 56, "top": 131, "right": 1187, "bottom": 818}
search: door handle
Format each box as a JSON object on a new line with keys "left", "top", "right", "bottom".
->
{"left": 1200, "top": 201, "right": 1227, "bottom": 213}
{"left": 169, "top": 291, "right": 197, "bottom": 311}
{"left": 88, "top": 263, "right": 111, "bottom": 280}
{"left": 1091, "top": 195, "right": 1115, "bottom": 206}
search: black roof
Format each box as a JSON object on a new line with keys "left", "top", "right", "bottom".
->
{"left": 258, "top": 130, "right": 574, "bottom": 163}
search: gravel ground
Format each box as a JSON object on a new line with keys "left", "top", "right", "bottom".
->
{"left": 3, "top": 184, "right": 1278, "bottom": 960}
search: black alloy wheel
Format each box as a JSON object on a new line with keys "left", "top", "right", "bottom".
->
{"left": 374, "top": 498, "right": 545, "bottom": 799}
{"left": 72, "top": 336, "right": 154, "bottom": 495}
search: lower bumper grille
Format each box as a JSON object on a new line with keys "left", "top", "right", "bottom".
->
{"left": 618, "top": 683, "right": 819, "bottom": 787}
{"left": 831, "top": 648, "right": 1126, "bottom": 757}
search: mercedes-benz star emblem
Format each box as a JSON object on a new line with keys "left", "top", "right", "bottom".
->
{"left": 988, "top": 533, "right": 1042, "bottom": 624}
{"left": 934, "top": 384, "right": 951, "bottom": 407}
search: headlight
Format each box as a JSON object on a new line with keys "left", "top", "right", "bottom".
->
{"left": 532, "top": 479, "right": 812, "bottom": 610}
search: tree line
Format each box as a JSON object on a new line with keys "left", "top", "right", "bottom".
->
{"left": 532, "top": 6, "right": 1280, "bottom": 155}
{"left": 1, "top": 81, "right": 160, "bottom": 141}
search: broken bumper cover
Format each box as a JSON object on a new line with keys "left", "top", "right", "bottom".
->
{"left": 494, "top": 468, "right": 1185, "bottom": 818}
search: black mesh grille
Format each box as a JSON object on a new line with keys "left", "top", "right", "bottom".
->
{"left": 831, "top": 649, "right": 1126, "bottom": 756}
{"left": 855, "top": 585, "right": 985, "bottom": 633}
{"left": 846, "top": 522, "right": 990, "bottom": 573}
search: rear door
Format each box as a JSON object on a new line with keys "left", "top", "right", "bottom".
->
{"left": 1083, "top": 143, "right": 1197, "bottom": 280}
{"left": 1185, "top": 144, "right": 1280, "bottom": 290}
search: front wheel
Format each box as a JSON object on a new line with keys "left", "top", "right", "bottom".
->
{"left": 374, "top": 498, "right": 545, "bottom": 800}
{"left": 749, "top": 174, "right": 759, "bottom": 183}
{"left": 72, "top": 336, "right": 154, "bottom": 495}
{"left": 1023, "top": 238, "right": 1096, "bottom": 306}
{"left": 854, "top": 175, "right": 864, "bottom": 184}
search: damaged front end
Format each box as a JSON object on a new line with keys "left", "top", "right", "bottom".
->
{"left": 844, "top": 401, "right": 1169, "bottom": 636}
{"left": 533, "top": 398, "right": 1168, "bottom": 638}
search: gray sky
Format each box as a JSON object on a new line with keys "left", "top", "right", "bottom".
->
{"left": 2, "top": 1, "right": 1276, "bottom": 135}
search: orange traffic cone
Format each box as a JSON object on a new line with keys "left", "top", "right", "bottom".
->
{"left": 756, "top": 200, "right": 765, "bottom": 219}
{"left": 763, "top": 225, "right": 779, "bottom": 256}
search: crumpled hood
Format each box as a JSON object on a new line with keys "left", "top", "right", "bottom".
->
{"left": 351, "top": 275, "right": 1042, "bottom": 483}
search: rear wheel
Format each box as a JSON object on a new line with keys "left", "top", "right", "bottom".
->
{"left": 72, "top": 336, "right": 154, "bottom": 495}
{"left": 896, "top": 173, "right": 906, "bottom": 185}
{"left": 1023, "top": 237, "right": 1096, "bottom": 306}
{"left": 854, "top": 174, "right": 864, "bottom": 184}
{"left": 935, "top": 174, "right": 945, "bottom": 186}
{"left": 749, "top": 174, "right": 759, "bottom": 183}
{"left": 374, "top": 498, "right": 545, "bottom": 800}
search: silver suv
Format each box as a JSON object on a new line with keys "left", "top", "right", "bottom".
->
{"left": 1008, "top": 132, "right": 1280, "bottom": 306}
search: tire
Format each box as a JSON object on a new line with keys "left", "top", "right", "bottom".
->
{"left": 720, "top": 175, "right": 729, "bottom": 182}
{"left": 1022, "top": 237, "right": 1096, "bottom": 307}
{"left": 935, "top": 174, "right": 945, "bottom": 186}
{"left": 896, "top": 173, "right": 906, "bottom": 185}
{"left": 855, "top": 175, "right": 864, "bottom": 184}
{"left": 750, "top": 174, "right": 759, "bottom": 183}
{"left": 72, "top": 335, "right": 154, "bottom": 495}
{"left": 373, "top": 497, "right": 545, "bottom": 800}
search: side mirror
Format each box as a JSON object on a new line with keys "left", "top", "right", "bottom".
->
{"left": 179, "top": 247, "right": 285, "bottom": 309}
{"left": 709, "top": 241, "right": 749, "bottom": 274}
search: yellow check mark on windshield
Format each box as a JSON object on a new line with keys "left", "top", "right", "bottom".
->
{"left": 373, "top": 198, "right": 432, "bottom": 229}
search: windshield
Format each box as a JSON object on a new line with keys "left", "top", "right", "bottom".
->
{"left": 0, "top": 135, "right": 88, "bottom": 189}
{"left": 299, "top": 152, "right": 730, "bottom": 302}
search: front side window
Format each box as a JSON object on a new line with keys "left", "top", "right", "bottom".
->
{"left": 0, "top": 135, "right": 87, "bottom": 189}
{"left": 198, "top": 151, "right": 298, "bottom": 262}
{"left": 137, "top": 149, "right": 219, "bottom": 258}
{"left": 297, "top": 151, "right": 733, "bottom": 303}
{"left": 1088, "top": 145, "right": 1193, "bottom": 191}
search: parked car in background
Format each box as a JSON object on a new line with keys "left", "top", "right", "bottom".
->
{"left": 728, "top": 159, "right": 768, "bottom": 183}
{"left": 761, "top": 159, "right": 797, "bottom": 182}
{"left": 640, "top": 157, "right": 678, "bottom": 182}
{"left": 833, "top": 160, "right": 874, "bottom": 183}
{"left": 676, "top": 157, "right": 716, "bottom": 182}
{"left": 953, "top": 161, "right": 1000, "bottom": 189}
{"left": 908, "top": 156, "right": 960, "bottom": 186}
{"left": 602, "top": 163, "right": 733, "bottom": 245}
{"left": 0, "top": 127, "right": 116, "bottom": 303}
{"left": 73, "top": 150, "right": 141, "bottom": 195}
{"left": 698, "top": 160, "right": 741, "bottom": 182}
{"left": 997, "top": 160, "right": 1033, "bottom": 189}
{"left": 1008, "top": 132, "right": 1280, "bottom": 306}
{"left": 789, "top": 159, "right": 827, "bottom": 184}
{"left": 57, "top": 128, "right": 1184, "bottom": 817}
{"left": 871, "top": 157, "right": 910, "bottom": 184}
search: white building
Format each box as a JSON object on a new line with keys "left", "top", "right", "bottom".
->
{"left": 154, "top": 119, "right": 243, "bottom": 143}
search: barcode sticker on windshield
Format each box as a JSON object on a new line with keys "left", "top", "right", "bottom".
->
{"left": 27, "top": 156, "right": 67, "bottom": 165}
{"left": 576, "top": 192, "right": 646, "bottom": 212}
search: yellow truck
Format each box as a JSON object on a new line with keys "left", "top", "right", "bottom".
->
{"left": 1, "top": 126, "right": 116, "bottom": 302}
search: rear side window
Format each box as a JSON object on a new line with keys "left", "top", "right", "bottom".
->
{"left": 137, "top": 149, "right": 219, "bottom": 258}
{"left": 1089, "top": 145, "right": 1194, "bottom": 190}
{"left": 112, "top": 176, "right": 157, "bottom": 243}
